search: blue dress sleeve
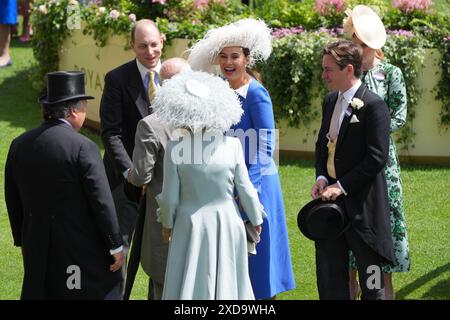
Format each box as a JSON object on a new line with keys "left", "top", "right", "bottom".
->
{"left": 233, "top": 139, "right": 267, "bottom": 226}
{"left": 248, "top": 83, "right": 276, "bottom": 162}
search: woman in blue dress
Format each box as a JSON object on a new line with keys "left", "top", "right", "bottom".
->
{"left": 0, "top": 0, "right": 17, "bottom": 67}
{"left": 188, "top": 18, "right": 296, "bottom": 299}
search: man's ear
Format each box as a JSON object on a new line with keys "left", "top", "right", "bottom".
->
{"left": 68, "top": 107, "right": 77, "bottom": 119}
{"left": 346, "top": 64, "right": 354, "bottom": 76}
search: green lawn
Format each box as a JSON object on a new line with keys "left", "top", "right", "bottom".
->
{"left": 1, "top": 35, "right": 449, "bottom": 300}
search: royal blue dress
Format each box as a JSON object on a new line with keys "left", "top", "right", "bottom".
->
{"left": 229, "top": 79, "right": 295, "bottom": 299}
{"left": 0, "top": 0, "right": 18, "bottom": 25}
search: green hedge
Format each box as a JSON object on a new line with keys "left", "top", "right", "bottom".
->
{"left": 30, "top": 0, "right": 449, "bottom": 133}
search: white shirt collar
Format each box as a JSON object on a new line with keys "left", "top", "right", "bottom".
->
{"left": 340, "top": 79, "right": 362, "bottom": 104}
{"left": 135, "top": 59, "right": 162, "bottom": 83}
{"left": 334, "top": 80, "right": 362, "bottom": 130}
{"left": 58, "top": 118, "right": 72, "bottom": 127}
{"left": 234, "top": 78, "right": 252, "bottom": 98}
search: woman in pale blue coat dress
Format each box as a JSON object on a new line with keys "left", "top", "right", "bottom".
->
{"left": 188, "top": 18, "right": 296, "bottom": 299}
{"left": 154, "top": 70, "right": 266, "bottom": 300}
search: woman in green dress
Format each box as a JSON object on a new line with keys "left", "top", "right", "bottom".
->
{"left": 343, "top": 5, "right": 410, "bottom": 300}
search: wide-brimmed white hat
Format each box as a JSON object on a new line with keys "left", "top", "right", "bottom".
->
{"left": 343, "top": 5, "right": 386, "bottom": 49}
{"left": 153, "top": 70, "right": 242, "bottom": 133}
{"left": 188, "top": 18, "right": 272, "bottom": 73}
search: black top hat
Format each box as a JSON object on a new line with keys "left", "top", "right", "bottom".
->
{"left": 297, "top": 197, "right": 350, "bottom": 241}
{"left": 38, "top": 71, "right": 94, "bottom": 105}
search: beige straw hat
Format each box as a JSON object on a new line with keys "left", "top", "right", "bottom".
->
{"left": 343, "top": 5, "right": 386, "bottom": 50}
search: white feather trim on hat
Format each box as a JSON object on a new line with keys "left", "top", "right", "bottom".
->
{"left": 188, "top": 18, "right": 272, "bottom": 73}
{"left": 153, "top": 70, "right": 243, "bottom": 133}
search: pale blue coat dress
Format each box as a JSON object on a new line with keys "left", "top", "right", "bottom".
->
{"left": 157, "top": 131, "right": 267, "bottom": 300}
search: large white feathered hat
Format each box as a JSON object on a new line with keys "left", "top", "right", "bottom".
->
{"left": 188, "top": 18, "right": 272, "bottom": 73}
{"left": 153, "top": 70, "right": 243, "bottom": 133}
{"left": 343, "top": 5, "right": 386, "bottom": 50}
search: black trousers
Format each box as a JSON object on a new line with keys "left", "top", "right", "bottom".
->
{"left": 148, "top": 278, "right": 164, "bottom": 300}
{"left": 315, "top": 224, "right": 385, "bottom": 300}
{"left": 104, "top": 282, "right": 122, "bottom": 300}
{"left": 112, "top": 182, "right": 138, "bottom": 297}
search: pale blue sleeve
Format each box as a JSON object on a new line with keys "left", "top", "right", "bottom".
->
{"left": 155, "top": 142, "right": 179, "bottom": 229}
{"left": 233, "top": 139, "right": 267, "bottom": 226}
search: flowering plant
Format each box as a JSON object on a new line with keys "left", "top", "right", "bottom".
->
{"left": 314, "top": 0, "right": 346, "bottom": 27}
{"left": 314, "top": 0, "right": 346, "bottom": 16}
{"left": 29, "top": 0, "right": 450, "bottom": 133}
{"left": 30, "top": 0, "right": 78, "bottom": 90}
{"left": 29, "top": 0, "right": 245, "bottom": 90}
{"left": 392, "top": 0, "right": 432, "bottom": 14}
{"left": 155, "top": 0, "right": 247, "bottom": 42}
{"left": 82, "top": 3, "right": 135, "bottom": 47}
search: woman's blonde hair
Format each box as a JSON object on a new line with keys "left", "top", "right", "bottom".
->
{"left": 375, "top": 49, "right": 384, "bottom": 60}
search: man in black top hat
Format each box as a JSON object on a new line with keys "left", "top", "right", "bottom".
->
{"left": 5, "top": 71, "right": 124, "bottom": 299}
{"left": 310, "top": 40, "right": 393, "bottom": 300}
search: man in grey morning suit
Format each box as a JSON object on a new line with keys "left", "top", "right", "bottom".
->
{"left": 126, "top": 58, "right": 190, "bottom": 299}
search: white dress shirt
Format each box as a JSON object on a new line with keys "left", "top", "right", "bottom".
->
{"left": 317, "top": 80, "right": 362, "bottom": 195}
{"left": 136, "top": 58, "right": 162, "bottom": 89}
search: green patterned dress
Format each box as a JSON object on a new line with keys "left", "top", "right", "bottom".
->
{"left": 350, "top": 61, "right": 410, "bottom": 273}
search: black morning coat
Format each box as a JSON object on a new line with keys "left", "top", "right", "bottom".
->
{"left": 315, "top": 83, "right": 395, "bottom": 263}
{"left": 5, "top": 120, "right": 123, "bottom": 299}
{"left": 100, "top": 59, "right": 152, "bottom": 191}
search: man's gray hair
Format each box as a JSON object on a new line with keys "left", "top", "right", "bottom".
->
{"left": 42, "top": 100, "right": 84, "bottom": 120}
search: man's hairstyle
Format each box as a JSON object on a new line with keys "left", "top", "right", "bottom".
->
{"left": 323, "top": 40, "right": 363, "bottom": 78}
{"left": 131, "top": 19, "right": 160, "bottom": 43}
{"left": 42, "top": 100, "right": 83, "bottom": 120}
{"left": 241, "top": 47, "right": 262, "bottom": 82}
